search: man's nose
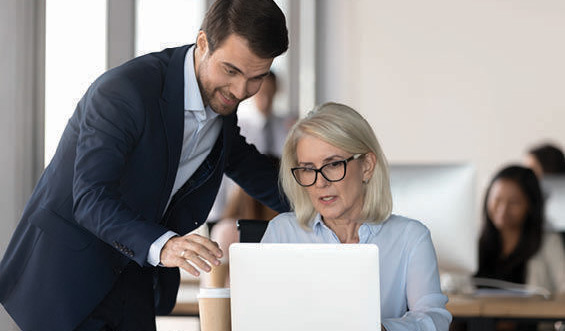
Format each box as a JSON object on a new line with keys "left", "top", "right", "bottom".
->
{"left": 231, "top": 78, "right": 248, "bottom": 100}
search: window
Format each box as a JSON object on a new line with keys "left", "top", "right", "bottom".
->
{"left": 44, "top": 0, "right": 107, "bottom": 166}
{"left": 135, "top": 0, "right": 205, "bottom": 56}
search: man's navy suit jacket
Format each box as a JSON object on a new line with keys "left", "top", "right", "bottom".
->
{"left": 0, "top": 45, "right": 288, "bottom": 331}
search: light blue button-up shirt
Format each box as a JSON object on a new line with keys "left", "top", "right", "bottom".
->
{"left": 261, "top": 212, "right": 452, "bottom": 331}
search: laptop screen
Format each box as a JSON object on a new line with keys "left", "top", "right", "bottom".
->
{"left": 229, "top": 243, "right": 380, "bottom": 331}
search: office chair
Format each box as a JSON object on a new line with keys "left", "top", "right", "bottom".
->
{"left": 236, "top": 219, "right": 268, "bottom": 243}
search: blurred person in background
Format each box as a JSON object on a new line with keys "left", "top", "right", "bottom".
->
{"left": 524, "top": 142, "right": 565, "bottom": 248}
{"left": 475, "top": 165, "right": 565, "bottom": 331}
{"left": 523, "top": 143, "right": 565, "bottom": 179}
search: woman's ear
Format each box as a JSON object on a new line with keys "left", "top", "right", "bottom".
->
{"left": 362, "top": 153, "right": 377, "bottom": 183}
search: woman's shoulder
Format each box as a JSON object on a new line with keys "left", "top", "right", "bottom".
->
{"left": 384, "top": 214, "right": 431, "bottom": 235}
{"left": 268, "top": 212, "right": 300, "bottom": 228}
{"left": 262, "top": 212, "right": 308, "bottom": 243}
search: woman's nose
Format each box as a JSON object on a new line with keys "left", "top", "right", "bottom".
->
{"left": 315, "top": 173, "right": 330, "bottom": 188}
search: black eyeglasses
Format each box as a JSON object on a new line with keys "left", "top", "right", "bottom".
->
{"left": 291, "top": 154, "right": 363, "bottom": 187}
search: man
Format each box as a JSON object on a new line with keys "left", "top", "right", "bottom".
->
{"left": 0, "top": 0, "right": 289, "bottom": 330}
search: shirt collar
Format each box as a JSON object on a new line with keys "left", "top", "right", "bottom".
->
{"left": 312, "top": 213, "right": 384, "bottom": 242}
{"left": 184, "top": 45, "right": 219, "bottom": 122}
{"left": 312, "top": 213, "right": 324, "bottom": 229}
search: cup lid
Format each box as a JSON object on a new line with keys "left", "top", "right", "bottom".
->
{"left": 197, "top": 287, "right": 231, "bottom": 299}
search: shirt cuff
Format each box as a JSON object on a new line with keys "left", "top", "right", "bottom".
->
{"left": 147, "top": 231, "right": 178, "bottom": 266}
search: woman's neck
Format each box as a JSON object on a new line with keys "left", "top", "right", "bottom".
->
{"left": 323, "top": 218, "right": 362, "bottom": 243}
{"left": 499, "top": 227, "right": 522, "bottom": 258}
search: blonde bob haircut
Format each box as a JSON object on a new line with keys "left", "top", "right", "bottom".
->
{"left": 280, "top": 102, "right": 393, "bottom": 229}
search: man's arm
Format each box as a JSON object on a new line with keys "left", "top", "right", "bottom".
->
{"left": 72, "top": 77, "right": 170, "bottom": 266}
{"left": 224, "top": 122, "right": 290, "bottom": 213}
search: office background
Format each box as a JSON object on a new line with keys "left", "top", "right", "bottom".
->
{"left": 1, "top": 0, "right": 565, "bottom": 329}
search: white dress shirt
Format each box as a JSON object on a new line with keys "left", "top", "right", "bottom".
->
{"left": 147, "top": 45, "right": 222, "bottom": 266}
{"left": 526, "top": 231, "right": 565, "bottom": 294}
{"left": 261, "top": 212, "right": 452, "bottom": 331}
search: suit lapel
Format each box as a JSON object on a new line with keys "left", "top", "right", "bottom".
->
{"left": 159, "top": 45, "right": 190, "bottom": 214}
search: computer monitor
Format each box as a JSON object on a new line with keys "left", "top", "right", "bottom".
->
{"left": 541, "top": 175, "right": 565, "bottom": 231}
{"left": 388, "top": 163, "right": 477, "bottom": 274}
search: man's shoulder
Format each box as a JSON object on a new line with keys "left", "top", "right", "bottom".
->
{"left": 113, "top": 45, "right": 190, "bottom": 76}
{"left": 91, "top": 45, "right": 192, "bottom": 98}
{"left": 139, "top": 44, "right": 192, "bottom": 64}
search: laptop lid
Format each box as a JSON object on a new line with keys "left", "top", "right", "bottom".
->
{"left": 229, "top": 243, "right": 380, "bottom": 331}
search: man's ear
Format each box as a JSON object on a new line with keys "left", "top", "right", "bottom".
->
{"left": 196, "top": 30, "right": 209, "bottom": 55}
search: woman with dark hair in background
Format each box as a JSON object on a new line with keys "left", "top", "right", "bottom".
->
{"left": 476, "top": 165, "right": 565, "bottom": 306}
{"left": 476, "top": 165, "right": 565, "bottom": 290}
{"left": 475, "top": 165, "right": 565, "bottom": 330}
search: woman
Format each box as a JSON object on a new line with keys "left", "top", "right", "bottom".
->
{"left": 261, "top": 102, "right": 451, "bottom": 330}
{"left": 475, "top": 165, "right": 565, "bottom": 293}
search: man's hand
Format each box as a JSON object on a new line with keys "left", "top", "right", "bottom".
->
{"left": 160, "top": 233, "right": 223, "bottom": 276}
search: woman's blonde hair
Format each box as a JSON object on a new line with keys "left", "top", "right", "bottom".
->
{"left": 280, "top": 102, "right": 392, "bottom": 229}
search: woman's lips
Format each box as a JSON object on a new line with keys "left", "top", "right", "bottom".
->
{"left": 319, "top": 195, "right": 337, "bottom": 204}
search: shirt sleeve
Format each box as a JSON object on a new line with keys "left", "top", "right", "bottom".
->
{"left": 147, "top": 231, "right": 178, "bottom": 266}
{"left": 381, "top": 230, "right": 452, "bottom": 331}
{"left": 260, "top": 218, "right": 282, "bottom": 243}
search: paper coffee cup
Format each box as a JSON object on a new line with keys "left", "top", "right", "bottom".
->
{"left": 209, "top": 263, "right": 230, "bottom": 288}
{"left": 198, "top": 287, "right": 231, "bottom": 331}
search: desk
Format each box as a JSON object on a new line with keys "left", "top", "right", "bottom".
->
{"left": 447, "top": 294, "right": 565, "bottom": 330}
{"left": 171, "top": 302, "right": 200, "bottom": 316}
{"left": 172, "top": 294, "right": 565, "bottom": 327}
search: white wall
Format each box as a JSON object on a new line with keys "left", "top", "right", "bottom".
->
{"left": 317, "top": 0, "right": 565, "bottom": 210}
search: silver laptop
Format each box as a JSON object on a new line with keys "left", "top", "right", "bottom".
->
{"left": 229, "top": 243, "right": 380, "bottom": 331}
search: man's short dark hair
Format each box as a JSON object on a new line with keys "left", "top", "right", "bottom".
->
{"left": 200, "top": 0, "right": 289, "bottom": 59}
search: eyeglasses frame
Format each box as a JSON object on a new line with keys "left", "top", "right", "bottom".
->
{"left": 291, "top": 153, "right": 364, "bottom": 187}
